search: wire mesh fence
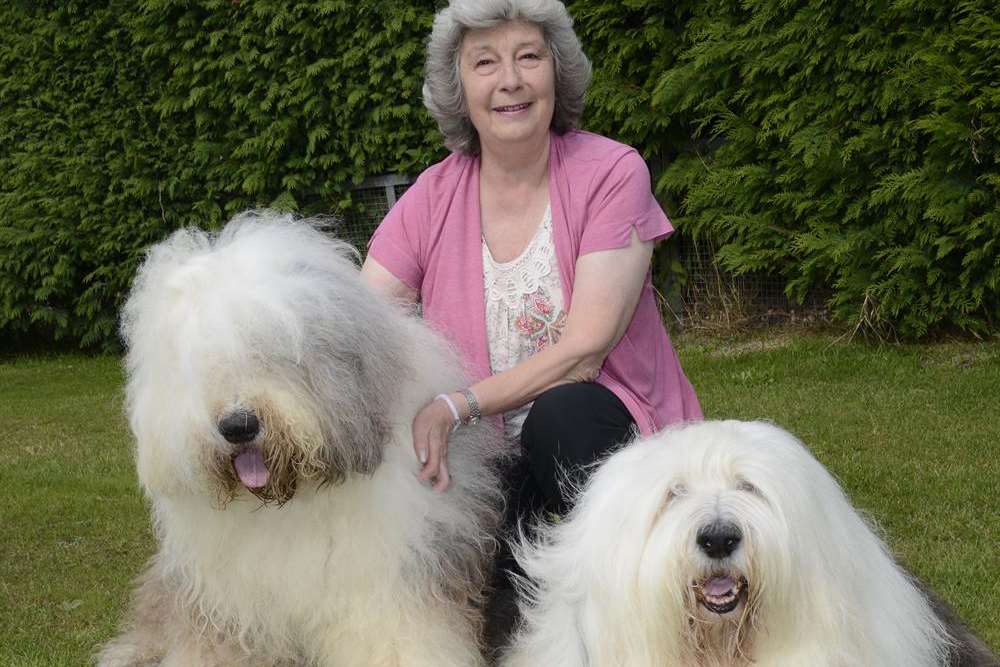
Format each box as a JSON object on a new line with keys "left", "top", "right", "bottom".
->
{"left": 671, "top": 236, "right": 830, "bottom": 330}
{"left": 336, "top": 174, "right": 412, "bottom": 256}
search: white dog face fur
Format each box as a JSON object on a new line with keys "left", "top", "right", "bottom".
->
{"left": 506, "top": 421, "right": 953, "bottom": 667}
{"left": 624, "top": 422, "right": 819, "bottom": 660}
{"left": 120, "top": 214, "right": 407, "bottom": 505}
{"left": 565, "top": 422, "right": 806, "bottom": 660}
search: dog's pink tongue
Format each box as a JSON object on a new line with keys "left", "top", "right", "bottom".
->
{"left": 234, "top": 449, "right": 269, "bottom": 489}
{"left": 705, "top": 576, "right": 737, "bottom": 596}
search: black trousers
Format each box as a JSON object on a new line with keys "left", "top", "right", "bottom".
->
{"left": 484, "top": 382, "right": 635, "bottom": 652}
{"left": 495, "top": 382, "right": 636, "bottom": 578}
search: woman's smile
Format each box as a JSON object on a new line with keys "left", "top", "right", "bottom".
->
{"left": 459, "top": 21, "right": 555, "bottom": 151}
{"left": 494, "top": 102, "right": 532, "bottom": 114}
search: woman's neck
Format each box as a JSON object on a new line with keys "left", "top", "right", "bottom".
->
{"left": 479, "top": 133, "right": 550, "bottom": 191}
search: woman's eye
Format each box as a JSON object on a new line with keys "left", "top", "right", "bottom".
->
{"left": 518, "top": 52, "right": 544, "bottom": 68}
{"left": 475, "top": 58, "right": 495, "bottom": 68}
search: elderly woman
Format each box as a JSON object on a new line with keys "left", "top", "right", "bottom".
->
{"left": 363, "top": 0, "right": 700, "bottom": 553}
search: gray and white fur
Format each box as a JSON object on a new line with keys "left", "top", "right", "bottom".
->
{"left": 97, "top": 211, "right": 505, "bottom": 666}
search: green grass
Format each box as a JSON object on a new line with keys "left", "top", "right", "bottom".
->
{"left": 1, "top": 336, "right": 997, "bottom": 663}
{"left": 0, "top": 356, "right": 151, "bottom": 666}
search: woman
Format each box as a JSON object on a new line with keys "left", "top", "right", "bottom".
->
{"left": 363, "top": 0, "right": 701, "bottom": 532}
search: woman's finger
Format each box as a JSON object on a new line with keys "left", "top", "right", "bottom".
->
{"left": 412, "top": 401, "right": 442, "bottom": 468}
{"left": 432, "top": 457, "right": 451, "bottom": 493}
{"left": 418, "top": 426, "right": 446, "bottom": 482}
{"left": 413, "top": 433, "right": 428, "bottom": 465}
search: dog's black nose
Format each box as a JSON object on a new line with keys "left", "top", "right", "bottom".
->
{"left": 697, "top": 523, "right": 742, "bottom": 559}
{"left": 218, "top": 410, "right": 260, "bottom": 444}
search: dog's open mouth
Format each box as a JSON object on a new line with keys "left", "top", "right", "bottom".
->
{"left": 232, "top": 447, "right": 270, "bottom": 489}
{"left": 694, "top": 574, "right": 747, "bottom": 614}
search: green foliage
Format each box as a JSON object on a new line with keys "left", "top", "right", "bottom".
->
{"left": 0, "top": 1, "right": 441, "bottom": 348}
{"left": 2, "top": 0, "right": 998, "bottom": 346}
{"left": 570, "top": 0, "right": 999, "bottom": 337}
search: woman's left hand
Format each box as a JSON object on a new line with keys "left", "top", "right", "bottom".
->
{"left": 412, "top": 397, "right": 458, "bottom": 492}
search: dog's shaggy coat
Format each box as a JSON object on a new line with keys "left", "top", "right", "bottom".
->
{"left": 501, "top": 420, "right": 997, "bottom": 667}
{"left": 97, "top": 212, "right": 504, "bottom": 666}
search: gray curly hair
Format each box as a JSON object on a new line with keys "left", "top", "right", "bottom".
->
{"left": 423, "top": 0, "right": 592, "bottom": 155}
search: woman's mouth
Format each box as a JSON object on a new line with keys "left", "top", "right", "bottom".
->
{"left": 493, "top": 102, "right": 532, "bottom": 114}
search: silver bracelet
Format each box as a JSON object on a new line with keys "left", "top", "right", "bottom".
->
{"left": 459, "top": 388, "right": 481, "bottom": 426}
{"left": 434, "top": 393, "right": 461, "bottom": 432}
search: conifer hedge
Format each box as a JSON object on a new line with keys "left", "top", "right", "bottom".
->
{"left": 1, "top": 0, "right": 442, "bottom": 348}
{"left": 573, "top": 0, "right": 1000, "bottom": 338}
{"left": 1, "top": 0, "right": 997, "bottom": 347}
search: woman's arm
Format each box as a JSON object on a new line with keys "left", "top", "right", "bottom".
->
{"left": 472, "top": 225, "right": 652, "bottom": 412}
{"left": 360, "top": 256, "right": 419, "bottom": 304}
{"left": 414, "top": 227, "right": 654, "bottom": 491}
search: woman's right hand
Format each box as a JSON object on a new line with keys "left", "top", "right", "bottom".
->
{"left": 412, "top": 396, "right": 460, "bottom": 492}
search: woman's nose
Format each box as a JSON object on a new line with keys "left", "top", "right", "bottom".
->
{"left": 497, "top": 60, "right": 523, "bottom": 90}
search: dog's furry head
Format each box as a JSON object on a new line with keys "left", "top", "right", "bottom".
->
{"left": 507, "top": 420, "right": 951, "bottom": 666}
{"left": 121, "top": 212, "right": 411, "bottom": 505}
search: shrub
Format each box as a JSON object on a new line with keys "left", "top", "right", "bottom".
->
{"left": 2, "top": 0, "right": 997, "bottom": 347}
{"left": 0, "top": 1, "right": 441, "bottom": 348}
{"left": 571, "top": 0, "right": 999, "bottom": 337}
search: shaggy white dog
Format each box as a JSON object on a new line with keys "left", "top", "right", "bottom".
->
{"left": 502, "top": 420, "right": 997, "bottom": 667}
{"left": 97, "top": 212, "right": 504, "bottom": 667}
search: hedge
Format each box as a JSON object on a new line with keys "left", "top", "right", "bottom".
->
{"left": 0, "top": 1, "right": 443, "bottom": 348}
{"left": 1, "top": 0, "right": 997, "bottom": 347}
{"left": 573, "top": 0, "right": 999, "bottom": 338}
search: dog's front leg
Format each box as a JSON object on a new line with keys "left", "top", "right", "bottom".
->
{"left": 96, "top": 560, "right": 268, "bottom": 667}
{"left": 96, "top": 564, "right": 174, "bottom": 667}
{"left": 310, "top": 619, "right": 488, "bottom": 667}
{"left": 499, "top": 600, "right": 589, "bottom": 667}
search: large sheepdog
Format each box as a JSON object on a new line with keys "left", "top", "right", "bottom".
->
{"left": 97, "top": 212, "right": 505, "bottom": 667}
{"left": 502, "top": 420, "right": 997, "bottom": 667}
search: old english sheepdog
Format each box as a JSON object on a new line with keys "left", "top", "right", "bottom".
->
{"left": 502, "top": 420, "right": 997, "bottom": 667}
{"left": 97, "top": 212, "right": 505, "bottom": 667}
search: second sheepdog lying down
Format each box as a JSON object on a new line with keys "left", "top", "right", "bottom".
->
{"left": 502, "top": 420, "right": 998, "bottom": 667}
{"left": 97, "top": 212, "right": 505, "bottom": 667}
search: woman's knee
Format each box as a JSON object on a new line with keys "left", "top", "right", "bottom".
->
{"left": 523, "top": 385, "right": 589, "bottom": 448}
{"left": 521, "top": 383, "right": 632, "bottom": 465}
{"left": 522, "top": 384, "right": 584, "bottom": 435}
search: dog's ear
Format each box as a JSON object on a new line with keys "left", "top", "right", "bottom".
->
{"left": 318, "top": 337, "right": 409, "bottom": 483}
{"left": 325, "top": 401, "right": 388, "bottom": 479}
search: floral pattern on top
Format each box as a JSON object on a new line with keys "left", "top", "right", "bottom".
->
{"left": 514, "top": 292, "right": 567, "bottom": 354}
{"left": 482, "top": 204, "right": 566, "bottom": 441}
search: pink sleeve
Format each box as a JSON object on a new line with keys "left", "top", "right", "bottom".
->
{"left": 579, "top": 150, "right": 673, "bottom": 255}
{"left": 366, "top": 179, "right": 426, "bottom": 291}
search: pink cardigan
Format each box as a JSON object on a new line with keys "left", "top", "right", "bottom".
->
{"left": 368, "top": 130, "right": 702, "bottom": 435}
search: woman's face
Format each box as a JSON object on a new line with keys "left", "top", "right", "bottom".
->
{"left": 459, "top": 21, "right": 556, "bottom": 154}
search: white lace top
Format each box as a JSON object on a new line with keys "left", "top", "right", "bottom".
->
{"left": 482, "top": 204, "right": 566, "bottom": 441}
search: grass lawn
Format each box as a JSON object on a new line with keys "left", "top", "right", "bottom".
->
{"left": 1, "top": 334, "right": 997, "bottom": 664}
